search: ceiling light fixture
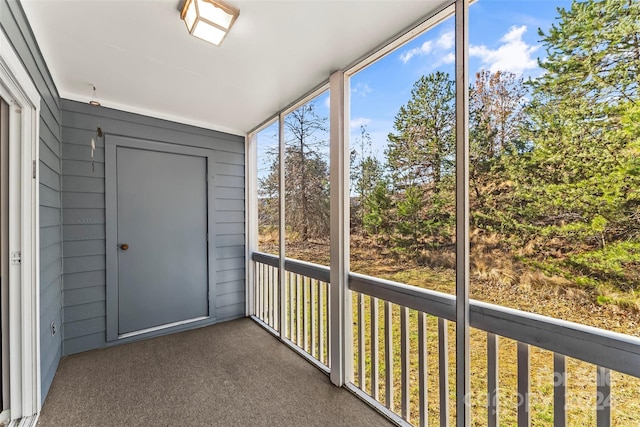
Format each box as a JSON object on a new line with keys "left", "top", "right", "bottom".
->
{"left": 89, "top": 84, "right": 101, "bottom": 107}
{"left": 181, "top": 0, "right": 239, "bottom": 46}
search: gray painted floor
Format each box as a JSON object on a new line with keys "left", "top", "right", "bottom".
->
{"left": 37, "top": 318, "right": 393, "bottom": 427}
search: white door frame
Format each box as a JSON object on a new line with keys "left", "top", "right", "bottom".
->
{"left": 0, "top": 30, "right": 42, "bottom": 421}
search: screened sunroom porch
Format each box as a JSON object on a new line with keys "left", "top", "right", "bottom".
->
{"left": 2, "top": 0, "right": 640, "bottom": 426}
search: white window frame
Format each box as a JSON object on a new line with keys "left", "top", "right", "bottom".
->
{"left": 246, "top": 2, "right": 470, "bottom": 424}
{"left": 0, "top": 29, "right": 42, "bottom": 422}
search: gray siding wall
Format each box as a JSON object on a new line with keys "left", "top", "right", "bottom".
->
{"left": 1, "top": 0, "right": 63, "bottom": 402}
{"left": 61, "top": 100, "right": 246, "bottom": 355}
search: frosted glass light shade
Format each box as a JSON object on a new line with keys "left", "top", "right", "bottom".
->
{"left": 181, "top": 0, "right": 239, "bottom": 46}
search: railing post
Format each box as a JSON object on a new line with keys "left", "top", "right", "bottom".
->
{"left": 455, "top": 0, "right": 470, "bottom": 426}
{"left": 553, "top": 353, "right": 566, "bottom": 427}
{"left": 245, "top": 132, "right": 258, "bottom": 317}
{"left": 517, "top": 342, "right": 531, "bottom": 427}
{"left": 487, "top": 333, "right": 499, "bottom": 427}
{"left": 597, "top": 366, "right": 611, "bottom": 427}
{"left": 329, "top": 69, "right": 352, "bottom": 386}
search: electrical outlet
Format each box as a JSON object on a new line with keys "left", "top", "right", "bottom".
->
{"left": 50, "top": 322, "right": 57, "bottom": 336}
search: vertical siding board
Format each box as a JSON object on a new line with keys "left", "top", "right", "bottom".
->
{"left": 2, "top": 0, "right": 63, "bottom": 404}
{"left": 60, "top": 100, "right": 245, "bottom": 356}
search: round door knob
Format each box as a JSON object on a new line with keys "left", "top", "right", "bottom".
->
{"left": 120, "top": 244, "right": 129, "bottom": 251}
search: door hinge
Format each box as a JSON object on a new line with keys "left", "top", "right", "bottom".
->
{"left": 10, "top": 251, "right": 21, "bottom": 265}
{"left": 32, "top": 160, "right": 36, "bottom": 179}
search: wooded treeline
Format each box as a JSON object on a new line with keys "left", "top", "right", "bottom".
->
{"left": 260, "top": 0, "right": 640, "bottom": 294}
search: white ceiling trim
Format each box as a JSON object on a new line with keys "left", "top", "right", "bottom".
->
{"left": 67, "top": 92, "right": 247, "bottom": 137}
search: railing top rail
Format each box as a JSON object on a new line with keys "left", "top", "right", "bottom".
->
{"left": 252, "top": 251, "right": 279, "bottom": 267}
{"left": 284, "top": 258, "right": 331, "bottom": 283}
{"left": 350, "top": 271, "right": 456, "bottom": 321}
{"left": 251, "top": 251, "right": 640, "bottom": 378}
{"left": 252, "top": 251, "right": 331, "bottom": 283}
{"left": 351, "top": 271, "right": 640, "bottom": 378}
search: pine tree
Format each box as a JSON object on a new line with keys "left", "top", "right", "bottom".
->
{"left": 351, "top": 124, "right": 385, "bottom": 235}
{"left": 385, "top": 72, "right": 456, "bottom": 254}
{"left": 386, "top": 71, "right": 455, "bottom": 190}
{"left": 514, "top": 0, "right": 640, "bottom": 278}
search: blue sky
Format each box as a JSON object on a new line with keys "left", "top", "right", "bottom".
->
{"left": 257, "top": 0, "right": 573, "bottom": 177}
{"left": 349, "top": 0, "right": 572, "bottom": 160}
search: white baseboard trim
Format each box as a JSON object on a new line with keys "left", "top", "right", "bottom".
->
{"left": 8, "top": 413, "right": 38, "bottom": 427}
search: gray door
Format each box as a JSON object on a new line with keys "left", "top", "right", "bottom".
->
{"left": 115, "top": 146, "right": 209, "bottom": 335}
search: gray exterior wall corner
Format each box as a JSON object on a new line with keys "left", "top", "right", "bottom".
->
{"left": 1, "top": 0, "right": 64, "bottom": 403}
{"left": 60, "top": 99, "right": 246, "bottom": 356}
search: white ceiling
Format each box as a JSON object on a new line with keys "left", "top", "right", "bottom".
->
{"left": 22, "top": 0, "right": 450, "bottom": 136}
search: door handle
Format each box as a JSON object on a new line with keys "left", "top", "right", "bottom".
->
{"left": 119, "top": 244, "right": 129, "bottom": 251}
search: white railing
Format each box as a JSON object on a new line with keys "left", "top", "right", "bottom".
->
{"left": 251, "top": 252, "right": 640, "bottom": 427}
{"left": 252, "top": 252, "right": 330, "bottom": 370}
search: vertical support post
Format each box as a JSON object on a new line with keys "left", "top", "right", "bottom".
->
{"left": 553, "top": 353, "right": 566, "bottom": 427}
{"left": 358, "top": 293, "right": 365, "bottom": 390}
{"left": 278, "top": 113, "right": 286, "bottom": 338}
{"left": 319, "top": 281, "right": 325, "bottom": 364}
{"left": 517, "top": 342, "right": 530, "bottom": 427}
{"left": 311, "top": 279, "right": 317, "bottom": 358}
{"left": 487, "top": 333, "right": 499, "bottom": 427}
{"left": 254, "top": 263, "right": 259, "bottom": 317}
{"left": 438, "top": 318, "right": 450, "bottom": 427}
{"left": 401, "top": 307, "right": 410, "bottom": 421}
{"left": 418, "top": 312, "right": 428, "bottom": 427}
{"left": 329, "top": 70, "right": 351, "bottom": 386}
{"left": 288, "top": 272, "right": 294, "bottom": 340}
{"left": 455, "top": 0, "right": 470, "bottom": 426}
{"left": 245, "top": 132, "right": 258, "bottom": 316}
{"left": 259, "top": 264, "right": 264, "bottom": 319}
{"left": 385, "top": 301, "right": 395, "bottom": 411}
{"left": 296, "top": 275, "right": 302, "bottom": 344}
{"left": 596, "top": 367, "right": 611, "bottom": 427}
{"left": 303, "top": 277, "right": 309, "bottom": 351}
{"left": 262, "top": 264, "right": 267, "bottom": 320}
{"left": 371, "top": 297, "right": 379, "bottom": 399}
{"left": 269, "top": 266, "right": 274, "bottom": 327}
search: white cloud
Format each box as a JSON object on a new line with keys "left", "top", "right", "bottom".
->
{"left": 351, "top": 82, "right": 373, "bottom": 98}
{"left": 399, "top": 31, "right": 454, "bottom": 64}
{"left": 400, "top": 40, "right": 433, "bottom": 63}
{"left": 440, "top": 52, "right": 455, "bottom": 65}
{"left": 469, "top": 25, "right": 540, "bottom": 75}
{"left": 324, "top": 95, "right": 331, "bottom": 110}
{"left": 436, "top": 31, "right": 454, "bottom": 50}
{"left": 350, "top": 117, "right": 371, "bottom": 129}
